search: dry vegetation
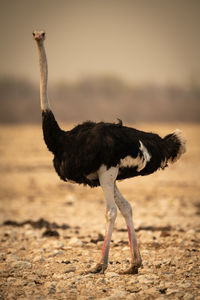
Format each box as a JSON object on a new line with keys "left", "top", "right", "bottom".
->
{"left": 0, "top": 123, "right": 200, "bottom": 300}
{"left": 1, "top": 77, "right": 200, "bottom": 124}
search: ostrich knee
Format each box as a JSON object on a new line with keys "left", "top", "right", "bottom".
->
{"left": 114, "top": 191, "right": 132, "bottom": 220}
{"left": 121, "top": 201, "right": 133, "bottom": 220}
{"left": 106, "top": 205, "right": 117, "bottom": 223}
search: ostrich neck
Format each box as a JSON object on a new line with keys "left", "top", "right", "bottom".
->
{"left": 36, "top": 41, "right": 51, "bottom": 111}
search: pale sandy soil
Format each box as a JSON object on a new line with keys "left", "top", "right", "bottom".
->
{"left": 0, "top": 123, "right": 199, "bottom": 300}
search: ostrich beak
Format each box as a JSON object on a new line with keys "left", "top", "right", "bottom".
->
{"left": 32, "top": 31, "right": 46, "bottom": 41}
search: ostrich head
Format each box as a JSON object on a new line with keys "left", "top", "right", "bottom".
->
{"left": 32, "top": 30, "right": 46, "bottom": 42}
{"left": 33, "top": 29, "right": 50, "bottom": 111}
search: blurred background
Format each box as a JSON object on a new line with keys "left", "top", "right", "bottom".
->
{"left": 0, "top": 0, "right": 200, "bottom": 124}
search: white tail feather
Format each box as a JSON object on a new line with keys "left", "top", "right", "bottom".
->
{"left": 168, "top": 129, "right": 186, "bottom": 164}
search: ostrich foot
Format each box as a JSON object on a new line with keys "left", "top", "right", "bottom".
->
{"left": 119, "top": 265, "right": 138, "bottom": 275}
{"left": 90, "top": 262, "right": 108, "bottom": 274}
{"left": 119, "top": 263, "right": 141, "bottom": 275}
{"left": 82, "top": 263, "right": 107, "bottom": 275}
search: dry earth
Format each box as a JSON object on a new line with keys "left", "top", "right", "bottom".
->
{"left": 0, "top": 123, "right": 199, "bottom": 300}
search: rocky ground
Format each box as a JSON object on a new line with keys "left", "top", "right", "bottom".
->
{"left": 0, "top": 123, "right": 200, "bottom": 299}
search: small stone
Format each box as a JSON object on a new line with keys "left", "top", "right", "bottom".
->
{"left": 96, "top": 278, "right": 106, "bottom": 284}
{"left": 186, "top": 229, "right": 196, "bottom": 235}
{"left": 49, "top": 287, "right": 56, "bottom": 294}
{"left": 44, "top": 281, "right": 56, "bottom": 294}
{"left": 60, "top": 259, "right": 71, "bottom": 264}
{"left": 65, "top": 194, "right": 77, "bottom": 203}
{"left": 144, "top": 287, "right": 160, "bottom": 296}
{"left": 52, "top": 250, "right": 64, "bottom": 256}
{"left": 6, "top": 254, "right": 19, "bottom": 263}
{"left": 19, "top": 246, "right": 26, "bottom": 250}
{"left": 105, "top": 272, "right": 120, "bottom": 278}
{"left": 68, "top": 237, "right": 83, "bottom": 247}
{"left": 163, "top": 282, "right": 178, "bottom": 289}
{"left": 12, "top": 279, "right": 24, "bottom": 286}
{"left": 180, "top": 282, "right": 192, "bottom": 289}
{"left": 26, "top": 274, "right": 41, "bottom": 282}
{"left": 126, "top": 285, "right": 141, "bottom": 293}
{"left": 97, "top": 241, "right": 104, "bottom": 249}
{"left": 33, "top": 255, "right": 45, "bottom": 263}
{"left": 52, "top": 241, "right": 64, "bottom": 249}
{"left": 56, "top": 280, "right": 67, "bottom": 293}
{"left": 7, "top": 277, "right": 17, "bottom": 283}
{"left": 52, "top": 273, "right": 66, "bottom": 280}
{"left": 127, "top": 278, "right": 139, "bottom": 285}
{"left": 166, "top": 288, "right": 180, "bottom": 295}
{"left": 42, "top": 229, "right": 60, "bottom": 238}
{"left": 155, "top": 263, "right": 162, "bottom": 268}
{"left": 84, "top": 273, "right": 95, "bottom": 279}
{"left": 11, "top": 261, "right": 32, "bottom": 269}
{"left": 107, "top": 290, "right": 127, "bottom": 299}
{"left": 140, "top": 284, "right": 151, "bottom": 291}
{"left": 122, "top": 246, "right": 130, "bottom": 251}
{"left": 160, "top": 231, "right": 170, "bottom": 237}
{"left": 65, "top": 266, "right": 76, "bottom": 273}
{"left": 138, "top": 275, "right": 154, "bottom": 285}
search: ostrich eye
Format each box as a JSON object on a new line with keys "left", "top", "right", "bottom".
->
{"left": 32, "top": 32, "right": 35, "bottom": 37}
{"left": 42, "top": 32, "right": 45, "bottom": 37}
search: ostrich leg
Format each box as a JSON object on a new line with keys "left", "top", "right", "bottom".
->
{"left": 90, "top": 166, "right": 118, "bottom": 274}
{"left": 114, "top": 183, "right": 142, "bottom": 274}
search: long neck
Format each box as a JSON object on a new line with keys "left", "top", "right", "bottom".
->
{"left": 35, "top": 40, "right": 64, "bottom": 155}
{"left": 36, "top": 41, "right": 51, "bottom": 111}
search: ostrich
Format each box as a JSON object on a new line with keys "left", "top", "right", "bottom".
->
{"left": 32, "top": 30, "right": 186, "bottom": 274}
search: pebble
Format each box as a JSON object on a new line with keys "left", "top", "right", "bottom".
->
{"left": 44, "top": 281, "right": 56, "bottom": 289}
{"left": 126, "top": 285, "right": 141, "bottom": 293}
{"left": 162, "top": 258, "right": 172, "bottom": 265}
{"left": 105, "top": 272, "right": 120, "bottom": 278}
{"left": 145, "top": 287, "right": 160, "bottom": 294}
{"left": 65, "top": 194, "right": 77, "bottom": 203}
{"left": 32, "top": 255, "right": 45, "bottom": 263}
{"left": 65, "top": 266, "right": 76, "bottom": 273}
{"left": 52, "top": 273, "right": 66, "bottom": 280}
{"left": 6, "top": 254, "right": 19, "bottom": 263}
{"left": 127, "top": 278, "right": 139, "bottom": 285}
{"left": 11, "top": 261, "right": 32, "bottom": 269}
{"left": 68, "top": 237, "right": 83, "bottom": 247}
{"left": 51, "top": 250, "right": 64, "bottom": 256}
{"left": 122, "top": 246, "right": 130, "bottom": 251}
{"left": 138, "top": 275, "right": 154, "bottom": 285}
{"left": 163, "top": 282, "right": 178, "bottom": 289}
{"left": 166, "top": 288, "right": 181, "bottom": 295}
{"left": 56, "top": 280, "right": 67, "bottom": 293}
{"left": 104, "top": 290, "right": 127, "bottom": 300}
{"left": 97, "top": 241, "right": 104, "bottom": 249}
{"left": 52, "top": 241, "right": 65, "bottom": 249}
{"left": 96, "top": 278, "right": 106, "bottom": 284}
{"left": 7, "top": 277, "right": 17, "bottom": 283}
{"left": 180, "top": 282, "right": 192, "bottom": 289}
{"left": 59, "top": 259, "right": 71, "bottom": 264}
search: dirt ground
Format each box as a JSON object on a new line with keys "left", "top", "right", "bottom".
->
{"left": 0, "top": 123, "right": 199, "bottom": 300}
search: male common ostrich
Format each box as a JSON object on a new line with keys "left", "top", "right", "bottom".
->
{"left": 32, "top": 30, "right": 186, "bottom": 274}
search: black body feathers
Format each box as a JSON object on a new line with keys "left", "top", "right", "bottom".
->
{"left": 42, "top": 110, "right": 186, "bottom": 187}
{"left": 42, "top": 110, "right": 64, "bottom": 155}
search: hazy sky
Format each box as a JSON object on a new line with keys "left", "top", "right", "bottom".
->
{"left": 1, "top": 0, "right": 200, "bottom": 85}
